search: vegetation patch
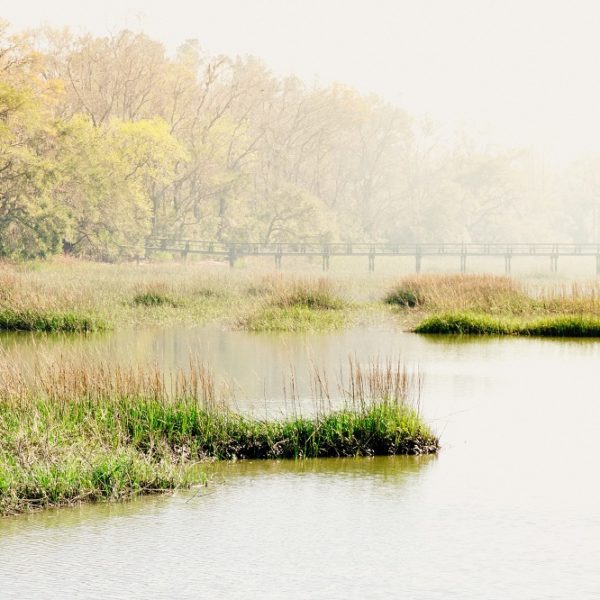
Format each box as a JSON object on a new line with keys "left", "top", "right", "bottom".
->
{"left": 0, "top": 307, "right": 105, "bottom": 332}
{"left": 270, "top": 281, "right": 346, "bottom": 311}
{"left": 385, "top": 274, "right": 529, "bottom": 314}
{"left": 0, "top": 360, "right": 437, "bottom": 515}
{"left": 241, "top": 305, "right": 347, "bottom": 332}
{"left": 521, "top": 315, "right": 600, "bottom": 337}
{"left": 132, "top": 283, "right": 178, "bottom": 307}
{"left": 415, "top": 312, "right": 600, "bottom": 337}
{"left": 384, "top": 287, "right": 423, "bottom": 308}
{"left": 0, "top": 450, "right": 189, "bottom": 516}
{"left": 240, "top": 278, "right": 349, "bottom": 332}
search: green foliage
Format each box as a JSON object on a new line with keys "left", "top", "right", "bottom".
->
{"left": 0, "top": 78, "right": 67, "bottom": 258}
{"left": 522, "top": 316, "right": 600, "bottom": 336}
{"left": 0, "top": 450, "right": 189, "bottom": 515}
{"left": 55, "top": 116, "right": 187, "bottom": 260}
{"left": 2, "top": 20, "right": 566, "bottom": 260}
{"left": 131, "top": 282, "right": 179, "bottom": 308}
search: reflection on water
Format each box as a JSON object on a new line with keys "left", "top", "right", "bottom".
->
{"left": 1, "top": 324, "right": 600, "bottom": 599}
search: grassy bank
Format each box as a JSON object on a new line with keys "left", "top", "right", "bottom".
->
{"left": 385, "top": 274, "right": 600, "bottom": 336}
{"left": 0, "top": 360, "right": 437, "bottom": 515}
{"left": 415, "top": 312, "right": 600, "bottom": 336}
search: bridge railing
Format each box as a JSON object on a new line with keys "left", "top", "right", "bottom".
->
{"left": 145, "top": 238, "right": 600, "bottom": 256}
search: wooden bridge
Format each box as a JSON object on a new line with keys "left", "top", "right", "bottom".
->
{"left": 145, "top": 238, "right": 600, "bottom": 274}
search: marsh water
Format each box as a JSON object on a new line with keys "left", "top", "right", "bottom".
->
{"left": 1, "top": 322, "right": 599, "bottom": 599}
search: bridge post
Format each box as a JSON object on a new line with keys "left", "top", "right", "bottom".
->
{"left": 504, "top": 255, "right": 511, "bottom": 274}
{"left": 460, "top": 253, "right": 467, "bottom": 273}
{"left": 550, "top": 254, "right": 558, "bottom": 273}
{"left": 596, "top": 254, "right": 600, "bottom": 276}
{"left": 368, "top": 246, "right": 375, "bottom": 272}
{"left": 181, "top": 240, "right": 190, "bottom": 261}
{"left": 415, "top": 245, "right": 422, "bottom": 273}
{"left": 322, "top": 245, "right": 330, "bottom": 272}
{"left": 275, "top": 245, "right": 283, "bottom": 270}
{"left": 228, "top": 243, "right": 237, "bottom": 268}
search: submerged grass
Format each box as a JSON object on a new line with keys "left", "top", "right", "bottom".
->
{"left": 0, "top": 359, "right": 437, "bottom": 515}
{"left": 415, "top": 311, "right": 600, "bottom": 337}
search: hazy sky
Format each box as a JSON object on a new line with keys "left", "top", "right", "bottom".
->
{"left": 4, "top": 0, "right": 600, "bottom": 161}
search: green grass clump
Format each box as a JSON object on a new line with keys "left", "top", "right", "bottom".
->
{"left": 240, "top": 278, "right": 349, "bottom": 332}
{"left": 415, "top": 312, "right": 600, "bottom": 337}
{"left": 0, "top": 450, "right": 188, "bottom": 516}
{"left": 242, "top": 305, "right": 347, "bottom": 332}
{"left": 133, "top": 291, "right": 177, "bottom": 307}
{"left": 384, "top": 287, "right": 423, "bottom": 307}
{"left": 132, "top": 284, "right": 178, "bottom": 307}
{"left": 271, "top": 285, "right": 345, "bottom": 311}
{"left": 415, "top": 312, "right": 513, "bottom": 335}
{"left": 521, "top": 315, "right": 600, "bottom": 336}
{"left": 0, "top": 308, "right": 105, "bottom": 332}
{"left": 120, "top": 400, "right": 436, "bottom": 460}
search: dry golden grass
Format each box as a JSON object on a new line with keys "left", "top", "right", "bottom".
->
{"left": 386, "top": 274, "right": 600, "bottom": 316}
{"left": 0, "top": 258, "right": 356, "bottom": 329}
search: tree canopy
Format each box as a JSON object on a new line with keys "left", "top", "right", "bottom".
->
{"left": 0, "top": 20, "right": 587, "bottom": 260}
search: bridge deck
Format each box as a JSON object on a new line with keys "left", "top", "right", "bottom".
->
{"left": 144, "top": 238, "right": 600, "bottom": 273}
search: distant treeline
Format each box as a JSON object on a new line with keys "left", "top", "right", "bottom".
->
{"left": 0, "top": 20, "right": 595, "bottom": 260}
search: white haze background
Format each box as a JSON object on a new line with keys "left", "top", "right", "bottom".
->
{"left": 4, "top": 0, "right": 600, "bottom": 164}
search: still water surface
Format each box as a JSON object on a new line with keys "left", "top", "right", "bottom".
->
{"left": 0, "top": 324, "right": 599, "bottom": 599}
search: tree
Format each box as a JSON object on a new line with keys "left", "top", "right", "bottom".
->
{"left": 0, "top": 22, "right": 67, "bottom": 258}
{"left": 55, "top": 116, "right": 186, "bottom": 259}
